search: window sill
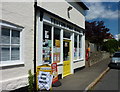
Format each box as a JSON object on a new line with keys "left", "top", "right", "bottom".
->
{"left": 57, "top": 62, "right": 63, "bottom": 66}
{"left": 0, "top": 61, "right": 24, "bottom": 68}
{"left": 73, "top": 58, "right": 84, "bottom": 63}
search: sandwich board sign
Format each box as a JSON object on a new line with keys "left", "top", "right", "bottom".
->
{"left": 37, "top": 64, "right": 53, "bottom": 91}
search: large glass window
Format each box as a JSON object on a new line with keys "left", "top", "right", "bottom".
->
{"left": 43, "top": 24, "right": 52, "bottom": 64}
{"left": 0, "top": 27, "right": 20, "bottom": 61}
{"left": 53, "top": 27, "right": 61, "bottom": 63}
{"left": 74, "top": 34, "right": 82, "bottom": 60}
{"left": 63, "top": 30, "right": 71, "bottom": 39}
{"left": 74, "top": 34, "right": 77, "bottom": 60}
{"left": 79, "top": 36, "right": 81, "bottom": 59}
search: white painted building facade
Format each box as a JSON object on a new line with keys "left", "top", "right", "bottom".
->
{"left": 0, "top": 1, "right": 88, "bottom": 91}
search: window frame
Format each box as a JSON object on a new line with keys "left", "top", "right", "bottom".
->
{"left": 42, "top": 24, "right": 52, "bottom": 64}
{"left": 74, "top": 33, "right": 78, "bottom": 60}
{"left": 0, "top": 21, "right": 24, "bottom": 67}
{"left": 41, "top": 21, "right": 84, "bottom": 65}
{"left": 42, "top": 23, "right": 62, "bottom": 64}
{"left": 53, "top": 27, "right": 61, "bottom": 63}
{"left": 79, "top": 35, "right": 82, "bottom": 59}
{"left": 73, "top": 33, "right": 82, "bottom": 61}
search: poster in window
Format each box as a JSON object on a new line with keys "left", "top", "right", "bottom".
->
{"left": 45, "top": 30, "right": 49, "bottom": 39}
{"left": 74, "top": 48, "right": 77, "bottom": 60}
{"left": 53, "top": 40, "right": 60, "bottom": 63}
{"left": 65, "top": 42, "right": 68, "bottom": 47}
{"left": 43, "top": 40, "right": 52, "bottom": 64}
{"left": 55, "top": 40, "right": 60, "bottom": 47}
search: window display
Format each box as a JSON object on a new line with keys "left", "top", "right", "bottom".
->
{"left": 43, "top": 24, "right": 52, "bottom": 64}
{"left": 63, "top": 30, "right": 71, "bottom": 39}
{"left": 79, "top": 36, "right": 81, "bottom": 59}
{"left": 74, "top": 34, "right": 82, "bottom": 60}
{"left": 53, "top": 28, "right": 60, "bottom": 63}
{"left": 74, "top": 34, "right": 77, "bottom": 60}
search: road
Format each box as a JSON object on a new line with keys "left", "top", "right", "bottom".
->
{"left": 52, "top": 58, "right": 110, "bottom": 91}
{"left": 93, "top": 68, "right": 120, "bottom": 91}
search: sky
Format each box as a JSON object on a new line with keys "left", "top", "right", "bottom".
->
{"left": 83, "top": 1, "right": 119, "bottom": 40}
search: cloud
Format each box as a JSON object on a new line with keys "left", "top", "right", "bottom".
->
{"left": 85, "top": 2, "right": 119, "bottom": 20}
{"left": 83, "top": 0, "right": 119, "bottom": 2}
{"left": 118, "top": 34, "right": 120, "bottom": 40}
{"left": 114, "top": 34, "right": 119, "bottom": 40}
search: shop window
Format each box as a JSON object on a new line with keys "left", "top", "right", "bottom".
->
{"left": 63, "top": 30, "right": 71, "bottom": 39}
{"left": 43, "top": 24, "right": 52, "bottom": 64}
{"left": 0, "top": 27, "right": 20, "bottom": 61}
{"left": 79, "top": 36, "right": 81, "bottom": 59}
{"left": 74, "top": 34, "right": 77, "bottom": 60}
{"left": 53, "top": 27, "right": 61, "bottom": 63}
{"left": 74, "top": 34, "right": 82, "bottom": 60}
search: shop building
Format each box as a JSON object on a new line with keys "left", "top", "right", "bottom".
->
{"left": 36, "top": 1, "right": 88, "bottom": 77}
{"left": 0, "top": 1, "right": 88, "bottom": 91}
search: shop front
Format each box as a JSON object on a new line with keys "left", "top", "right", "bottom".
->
{"left": 37, "top": 6, "right": 85, "bottom": 78}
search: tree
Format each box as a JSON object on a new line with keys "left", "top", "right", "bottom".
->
{"left": 119, "top": 39, "right": 120, "bottom": 47}
{"left": 102, "top": 39, "right": 119, "bottom": 53}
{"left": 85, "top": 21, "right": 113, "bottom": 45}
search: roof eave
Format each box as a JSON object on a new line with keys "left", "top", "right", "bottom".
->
{"left": 77, "top": 2, "right": 89, "bottom": 10}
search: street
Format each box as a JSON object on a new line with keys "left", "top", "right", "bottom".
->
{"left": 93, "top": 68, "right": 120, "bottom": 91}
{"left": 52, "top": 58, "right": 110, "bottom": 90}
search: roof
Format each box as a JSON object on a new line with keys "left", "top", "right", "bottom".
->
{"left": 77, "top": 2, "right": 89, "bottom": 10}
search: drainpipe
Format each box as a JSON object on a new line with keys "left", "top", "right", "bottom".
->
{"left": 34, "top": 0, "right": 37, "bottom": 91}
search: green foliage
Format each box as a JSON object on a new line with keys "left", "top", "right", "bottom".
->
{"left": 118, "top": 40, "right": 120, "bottom": 51}
{"left": 28, "top": 69, "right": 34, "bottom": 92}
{"left": 102, "top": 39, "right": 119, "bottom": 53}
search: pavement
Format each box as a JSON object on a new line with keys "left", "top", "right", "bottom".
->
{"left": 52, "top": 58, "right": 110, "bottom": 91}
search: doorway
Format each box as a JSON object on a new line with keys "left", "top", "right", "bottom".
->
{"left": 63, "top": 40, "right": 71, "bottom": 77}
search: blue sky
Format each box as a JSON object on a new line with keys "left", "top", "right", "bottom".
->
{"left": 84, "top": 1, "right": 119, "bottom": 39}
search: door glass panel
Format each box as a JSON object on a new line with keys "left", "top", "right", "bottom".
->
{"left": 63, "top": 41, "right": 70, "bottom": 61}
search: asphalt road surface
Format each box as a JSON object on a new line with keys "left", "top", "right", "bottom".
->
{"left": 93, "top": 68, "right": 120, "bottom": 91}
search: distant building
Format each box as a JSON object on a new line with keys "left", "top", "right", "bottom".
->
{"left": 0, "top": 0, "right": 88, "bottom": 91}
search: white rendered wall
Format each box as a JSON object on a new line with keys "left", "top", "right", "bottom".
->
{"left": 1, "top": 2, "right": 34, "bottom": 91}
{"left": 0, "top": 1, "right": 86, "bottom": 91}
{"left": 37, "top": 1, "right": 85, "bottom": 29}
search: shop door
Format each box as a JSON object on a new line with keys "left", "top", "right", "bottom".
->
{"left": 63, "top": 40, "right": 71, "bottom": 77}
